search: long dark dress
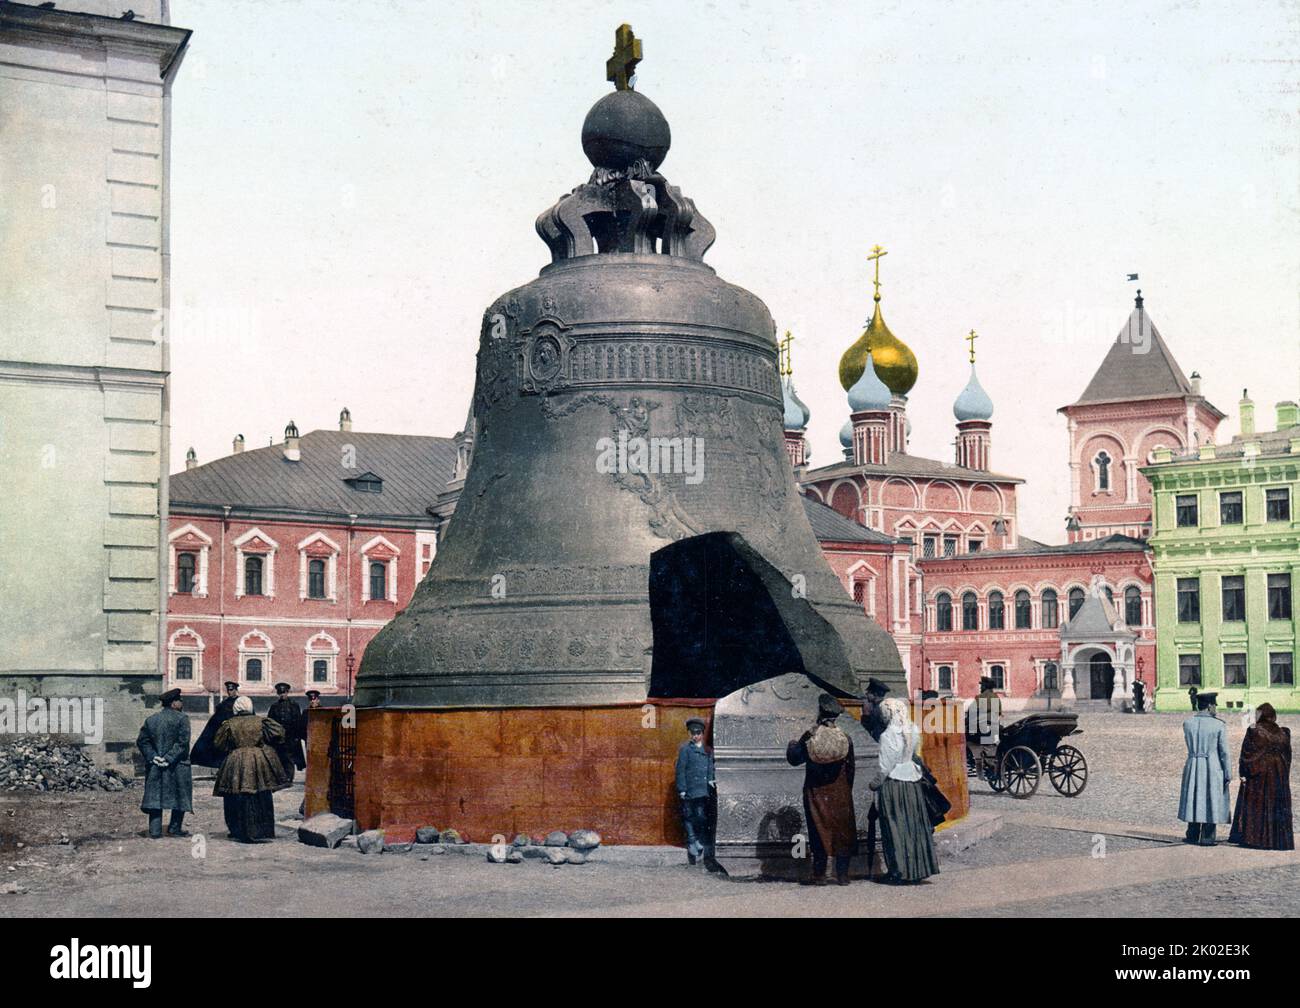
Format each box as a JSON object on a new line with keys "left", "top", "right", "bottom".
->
{"left": 786, "top": 730, "right": 857, "bottom": 863}
{"left": 266, "top": 697, "right": 307, "bottom": 780}
{"left": 1229, "top": 716, "right": 1293, "bottom": 850}
{"left": 876, "top": 722, "right": 939, "bottom": 882}
{"left": 213, "top": 714, "right": 290, "bottom": 842}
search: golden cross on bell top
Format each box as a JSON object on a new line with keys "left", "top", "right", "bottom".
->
{"left": 866, "top": 244, "right": 888, "bottom": 301}
{"left": 606, "top": 23, "right": 642, "bottom": 91}
{"left": 779, "top": 330, "right": 795, "bottom": 377}
{"left": 966, "top": 329, "right": 979, "bottom": 363}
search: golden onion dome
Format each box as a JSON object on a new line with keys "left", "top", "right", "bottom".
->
{"left": 838, "top": 296, "right": 918, "bottom": 395}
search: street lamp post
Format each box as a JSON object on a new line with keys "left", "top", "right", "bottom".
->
{"left": 346, "top": 652, "right": 356, "bottom": 702}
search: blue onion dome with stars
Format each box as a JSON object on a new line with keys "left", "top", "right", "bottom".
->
{"left": 847, "top": 351, "right": 892, "bottom": 412}
{"left": 953, "top": 362, "right": 994, "bottom": 421}
{"left": 782, "top": 376, "right": 811, "bottom": 431}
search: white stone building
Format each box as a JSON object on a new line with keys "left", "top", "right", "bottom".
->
{"left": 0, "top": 2, "right": 189, "bottom": 763}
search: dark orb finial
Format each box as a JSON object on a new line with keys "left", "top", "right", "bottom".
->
{"left": 581, "top": 89, "right": 671, "bottom": 171}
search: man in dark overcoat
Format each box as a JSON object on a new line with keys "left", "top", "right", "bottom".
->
{"left": 137, "top": 688, "right": 193, "bottom": 838}
{"left": 266, "top": 682, "right": 307, "bottom": 781}
{"left": 787, "top": 693, "right": 857, "bottom": 885}
{"left": 191, "top": 680, "right": 240, "bottom": 767}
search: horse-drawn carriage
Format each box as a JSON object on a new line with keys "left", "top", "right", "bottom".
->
{"left": 968, "top": 711, "right": 1087, "bottom": 799}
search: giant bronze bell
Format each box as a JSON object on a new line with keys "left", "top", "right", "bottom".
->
{"left": 355, "top": 30, "right": 903, "bottom": 711}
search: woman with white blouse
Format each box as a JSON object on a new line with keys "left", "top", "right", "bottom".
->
{"left": 869, "top": 698, "right": 939, "bottom": 883}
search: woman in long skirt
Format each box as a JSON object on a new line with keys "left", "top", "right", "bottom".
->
{"left": 1229, "top": 703, "right": 1293, "bottom": 850}
{"left": 870, "top": 697, "right": 939, "bottom": 883}
{"left": 213, "top": 696, "right": 290, "bottom": 843}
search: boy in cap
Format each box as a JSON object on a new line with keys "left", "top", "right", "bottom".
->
{"left": 675, "top": 717, "right": 716, "bottom": 864}
{"left": 137, "top": 689, "right": 193, "bottom": 838}
{"left": 1178, "top": 691, "right": 1231, "bottom": 845}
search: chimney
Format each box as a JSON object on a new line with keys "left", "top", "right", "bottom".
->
{"left": 1277, "top": 401, "right": 1299, "bottom": 430}
{"left": 339, "top": 406, "right": 352, "bottom": 433}
{"left": 185, "top": 447, "right": 197, "bottom": 470}
{"left": 1239, "top": 390, "right": 1255, "bottom": 437}
{"left": 232, "top": 434, "right": 245, "bottom": 454}
{"left": 283, "top": 420, "right": 301, "bottom": 462}
{"left": 1189, "top": 371, "right": 1201, "bottom": 395}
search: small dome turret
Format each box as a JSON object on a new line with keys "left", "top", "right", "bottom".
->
{"left": 953, "top": 363, "right": 994, "bottom": 421}
{"left": 847, "top": 352, "right": 892, "bottom": 412}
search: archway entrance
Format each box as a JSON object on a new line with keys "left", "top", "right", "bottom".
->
{"left": 1088, "top": 651, "right": 1115, "bottom": 701}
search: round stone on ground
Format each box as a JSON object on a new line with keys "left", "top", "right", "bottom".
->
{"left": 544, "top": 830, "right": 569, "bottom": 847}
{"left": 568, "top": 829, "right": 601, "bottom": 852}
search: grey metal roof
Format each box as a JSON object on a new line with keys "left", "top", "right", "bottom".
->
{"left": 1063, "top": 592, "right": 1127, "bottom": 637}
{"left": 801, "top": 496, "right": 898, "bottom": 545}
{"left": 171, "top": 430, "right": 457, "bottom": 521}
{"left": 928, "top": 532, "right": 1149, "bottom": 562}
{"left": 1066, "top": 303, "right": 1197, "bottom": 407}
{"left": 804, "top": 452, "right": 1023, "bottom": 485}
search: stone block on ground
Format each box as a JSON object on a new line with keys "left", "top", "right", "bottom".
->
{"left": 384, "top": 842, "right": 412, "bottom": 853}
{"left": 565, "top": 850, "right": 588, "bottom": 865}
{"left": 544, "top": 830, "right": 569, "bottom": 847}
{"left": 357, "top": 829, "right": 385, "bottom": 854}
{"left": 415, "top": 826, "right": 440, "bottom": 845}
{"left": 568, "top": 829, "right": 601, "bottom": 852}
{"left": 297, "top": 813, "right": 354, "bottom": 849}
{"left": 439, "top": 828, "right": 462, "bottom": 845}
{"left": 511, "top": 833, "right": 531, "bottom": 847}
{"left": 545, "top": 848, "right": 567, "bottom": 866}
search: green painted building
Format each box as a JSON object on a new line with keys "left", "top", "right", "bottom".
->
{"left": 1143, "top": 395, "right": 1300, "bottom": 711}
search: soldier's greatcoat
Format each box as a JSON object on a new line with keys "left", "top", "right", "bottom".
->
{"left": 137, "top": 707, "right": 193, "bottom": 813}
{"left": 1178, "top": 711, "right": 1231, "bottom": 824}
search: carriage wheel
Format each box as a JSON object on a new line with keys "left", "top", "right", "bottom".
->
{"left": 1000, "top": 746, "right": 1041, "bottom": 799}
{"left": 1048, "top": 744, "right": 1088, "bottom": 796}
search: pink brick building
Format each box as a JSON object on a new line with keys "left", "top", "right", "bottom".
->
{"left": 165, "top": 413, "right": 457, "bottom": 701}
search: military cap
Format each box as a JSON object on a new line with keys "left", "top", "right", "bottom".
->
{"left": 305, "top": 690, "right": 322, "bottom": 700}
{"left": 979, "top": 676, "right": 997, "bottom": 691}
{"left": 1195, "top": 691, "right": 1218, "bottom": 710}
{"left": 864, "top": 677, "right": 891, "bottom": 699}
{"left": 274, "top": 682, "right": 292, "bottom": 693}
{"left": 223, "top": 680, "right": 239, "bottom": 690}
{"left": 817, "top": 693, "right": 844, "bottom": 720}
{"left": 920, "top": 689, "right": 940, "bottom": 701}
{"left": 160, "top": 688, "right": 182, "bottom": 705}
{"left": 685, "top": 717, "right": 706, "bottom": 732}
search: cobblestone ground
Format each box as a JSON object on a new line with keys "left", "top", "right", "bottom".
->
{"left": 1, "top": 711, "right": 1297, "bottom": 916}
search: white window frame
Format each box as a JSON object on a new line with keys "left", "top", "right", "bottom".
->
{"left": 168, "top": 523, "right": 212, "bottom": 597}
{"left": 359, "top": 534, "right": 400, "bottom": 603}
{"left": 297, "top": 531, "right": 341, "bottom": 602}
{"left": 928, "top": 660, "right": 956, "bottom": 695}
{"left": 167, "top": 625, "right": 204, "bottom": 688}
{"left": 982, "top": 658, "right": 1011, "bottom": 692}
{"left": 233, "top": 527, "right": 280, "bottom": 599}
{"left": 304, "top": 631, "right": 340, "bottom": 690}
{"left": 238, "top": 630, "right": 273, "bottom": 688}
{"left": 415, "top": 529, "right": 438, "bottom": 581}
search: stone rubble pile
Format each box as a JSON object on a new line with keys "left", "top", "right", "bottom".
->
{"left": 0, "top": 737, "right": 133, "bottom": 793}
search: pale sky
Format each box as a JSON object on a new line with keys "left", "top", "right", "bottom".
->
{"left": 168, "top": 0, "right": 1299, "bottom": 541}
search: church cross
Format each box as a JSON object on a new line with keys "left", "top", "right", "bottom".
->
{"left": 966, "top": 329, "right": 978, "bottom": 363}
{"left": 779, "top": 330, "right": 794, "bottom": 377}
{"left": 606, "top": 24, "right": 642, "bottom": 91}
{"left": 867, "top": 244, "right": 888, "bottom": 301}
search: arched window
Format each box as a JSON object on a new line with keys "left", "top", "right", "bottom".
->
{"left": 308, "top": 558, "right": 327, "bottom": 599}
{"left": 1095, "top": 451, "right": 1111, "bottom": 490}
{"left": 177, "top": 552, "right": 196, "bottom": 594}
{"left": 312, "top": 659, "right": 329, "bottom": 684}
{"left": 244, "top": 555, "right": 264, "bottom": 596}
{"left": 988, "top": 664, "right": 1006, "bottom": 690}
{"left": 937, "top": 665, "right": 953, "bottom": 691}
{"left": 936, "top": 593, "right": 953, "bottom": 632}
{"left": 369, "top": 561, "right": 387, "bottom": 602}
{"left": 1068, "top": 587, "right": 1085, "bottom": 619}
{"left": 1124, "top": 586, "right": 1142, "bottom": 626}
{"left": 988, "top": 591, "right": 1005, "bottom": 630}
{"left": 1014, "top": 590, "right": 1031, "bottom": 629}
{"left": 245, "top": 657, "right": 263, "bottom": 683}
{"left": 175, "top": 656, "right": 193, "bottom": 681}
{"left": 1104, "top": 586, "right": 1114, "bottom": 603}
{"left": 1041, "top": 589, "right": 1059, "bottom": 629}
{"left": 962, "top": 591, "right": 979, "bottom": 631}
{"left": 1043, "top": 661, "right": 1058, "bottom": 691}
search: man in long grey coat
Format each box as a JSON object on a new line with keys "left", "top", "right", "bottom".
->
{"left": 1178, "top": 691, "right": 1230, "bottom": 846}
{"left": 138, "top": 688, "right": 193, "bottom": 839}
